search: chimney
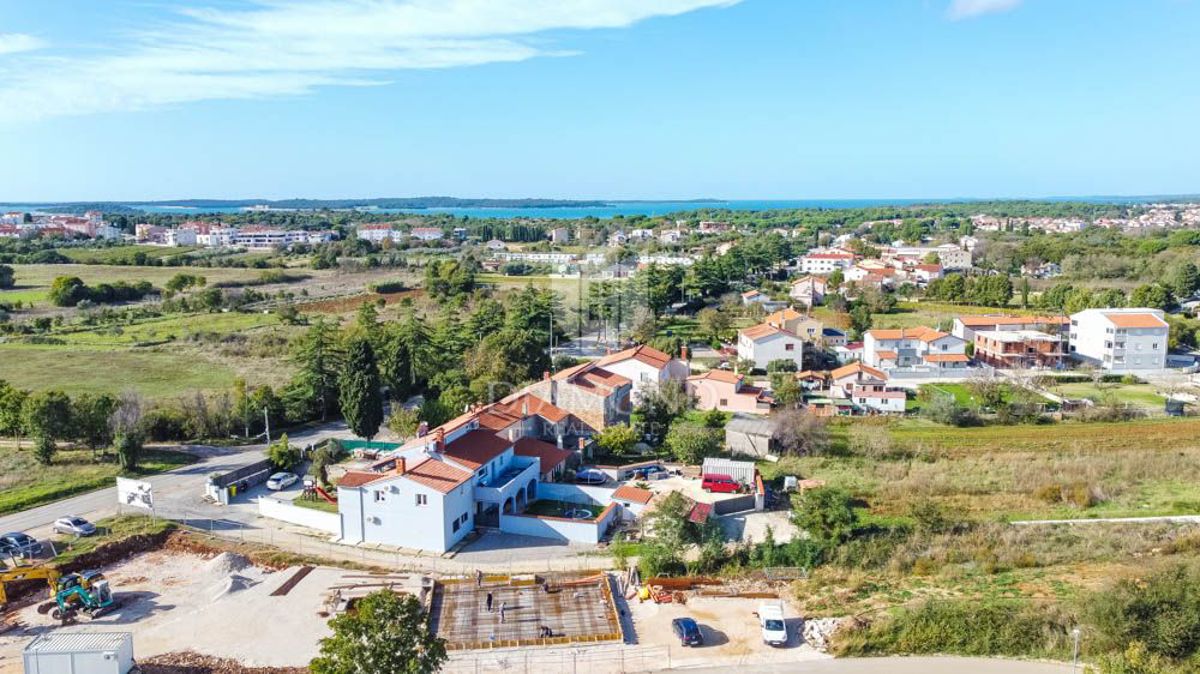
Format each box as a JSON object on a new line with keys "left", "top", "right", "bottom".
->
{"left": 435, "top": 428, "right": 445, "bottom": 453}
{"left": 550, "top": 379, "right": 558, "bottom": 407}
{"left": 680, "top": 345, "right": 689, "bottom": 362}
{"left": 557, "top": 433, "right": 564, "bottom": 449}
{"left": 417, "top": 420, "right": 429, "bottom": 438}
{"left": 522, "top": 399, "right": 529, "bottom": 416}
{"left": 543, "top": 371, "right": 551, "bottom": 381}
{"left": 578, "top": 437, "right": 586, "bottom": 451}
{"left": 395, "top": 457, "right": 407, "bottom": 475}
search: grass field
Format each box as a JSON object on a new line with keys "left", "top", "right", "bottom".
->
{"left": 1051, "top": 381, "right": 1164, "bottom": 408}
{"left": 763, "top": 417, "right": 1200, "bottom": 524}
{"left": 1, "top": 263, "right": 263, "bottom": 307}
{"left": 0, "top": 343, "right": 247, "bottom": 397}
{"left": 868, "top": 301, "right": 1020, "bottom": 330}
{"left": 57, "top": 245, "right": 200, "bottom": 264}
{"left": 42, "top": 311, "right": 282, "bottom": 347}
{"left": 293, "top": 497, "right": 338, "bottom": 513}
{"left": 477, "top": 273, "right": 598, "bottom": 310}
{"left": 0, "top": 445, "right": 196, "bottom": 515}
{"left": 917, "top": 382, "right": 1052, "bottom": 409}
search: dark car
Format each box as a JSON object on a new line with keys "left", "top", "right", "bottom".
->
{"left": 671, "top": 617, "right": 704, "bottom": 647}
{"left": 0, "top": 531, "right": 44, "bottom": 558}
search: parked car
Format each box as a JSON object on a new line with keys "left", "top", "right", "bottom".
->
{"left": 671, "top": 617, "right": 704, "bottom": 647}
{"left": 266, "top": 472, "right": 299, "bottom": 490}
{"left": 756, "top": 602, "right": 788, "bottom": 646}
{"left": 575, "top": 469, "right": 608, "bottom": 485}
{"left": 53, "top": 516, "right": 97, "bottom": 537}
{"left": 631, "top": 465, "right": 668, "bottom": 480}
{"left": 0, "top": 532, "right": 44, "bottom": 558}
{"left": 701, "top": 473, "right": 741, "bottom": 494}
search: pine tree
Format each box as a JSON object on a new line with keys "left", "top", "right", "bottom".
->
{"left": 339, "top": 338, "right": 384, "bottom": 441}
{"left": 290, "top": 318, "right": 344, "bottom": 420}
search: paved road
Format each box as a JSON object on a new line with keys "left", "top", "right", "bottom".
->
{"left": 673, "top": 656, "right": 1075, "bottom": 673}
{"left": 0, "top": 421, "right": 350, "bottom": 539}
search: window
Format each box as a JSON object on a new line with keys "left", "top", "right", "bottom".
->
{"left": 373, "top": 490, "right": 385, "bottom": 503}
{"left": 452, "top": 520, "right": 460, "bottom": 533}
{"left": 460, "top": 513, "right": 469, "bottom": 524}
{"left": 719, "top": 398, "right": 728, "bottom": 406}
{"left": 415, "top": 494, "right": 427, "bottom": 506}
{"left": 1153, "top": 342, "right": 1160, "bottom": 350}
{"left": 785, "top": 343, "right": 794, "bottom": 351}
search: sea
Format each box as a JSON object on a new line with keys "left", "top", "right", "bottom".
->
{"left": 0, "top": 196, "right": 1183, "bottom": 220}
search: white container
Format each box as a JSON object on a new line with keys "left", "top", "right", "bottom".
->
{"left": 23, "top": 632, "right": 134, "bottom": 674}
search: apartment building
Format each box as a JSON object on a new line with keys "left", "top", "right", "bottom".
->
{"left": 1068, "top": 308, "right": 1169, "bottom": 372}
{"left": 863, "top": 326, "right": 968, "bottom": 372}
{"left": 798, "top": 250, "right": 856, "bottom": 275}
{"left": 974, "top": 330, "right": 1066, "bottom": 370}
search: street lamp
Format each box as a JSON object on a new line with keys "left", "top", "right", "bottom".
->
{"left": 1071, "top": 627, "right": 1081, "bottom": 673}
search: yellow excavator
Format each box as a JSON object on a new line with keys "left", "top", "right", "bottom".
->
{"left": 1, "top": 565, "right": 118, "bottom": 628}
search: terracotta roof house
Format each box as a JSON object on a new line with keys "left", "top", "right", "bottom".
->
{"left": 737, "top": 323, "right": 805, "bottom": 371}
{"left": 686, "top": 370, "right": 772, "bottom": 415}
{"left": 594, "top": 344, "right": 689, "bottom": 401}
{"left": 864, "top": 326, "right": 968, "bottom": 372}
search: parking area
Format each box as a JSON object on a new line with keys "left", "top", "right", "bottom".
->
{"left": 629, "top": 595, "right": 823, "bottom": 666}
{"left": 641, "top": 474, "right": 747, "bottom": 506}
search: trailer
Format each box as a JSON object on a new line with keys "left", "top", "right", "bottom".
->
{"left": 23, "top": 632, "right": 134, "bottom": 674}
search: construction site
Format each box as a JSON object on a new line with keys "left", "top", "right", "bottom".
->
{"left": 0, "top": 524, "right": 831, "bottom": 673}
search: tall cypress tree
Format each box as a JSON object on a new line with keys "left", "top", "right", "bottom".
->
{"left": 339, "top": 338, "right": 384, "bottom": 441}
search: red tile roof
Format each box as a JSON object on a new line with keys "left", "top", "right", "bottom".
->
{"left": 554, "top": 362, "right": 631, "bottom": 395}
{"left": 867, "top": 326, "right": 950, "bottom": 343}
{"left": 595, "top": 344, "right": 674, "bottom": 370}
{"left": 513, "top": 437, "right": 573, "bottom": 473}
{"left": 403, "top": 458, "right": 472, "bottom": 494}
{"left": 337, "top": 470, "right": 388, "bottom": 488}
{"left": 441, "top": 429, "right": 512, "bottom": 470}
{"left": 476, "top": 407, "right": 522, "bottom": 431}
{"left": 612, "top": 485, "right": 654, "bottom": 505}
{"left": 831, "top": 362, "right": 888, "bottom": 381}
{"left": 499, "top": 393, "right": 571, "bottom": 423}
{"left": 1105, "top": 312, "right": 1168, "bottom": 329}
{"left": 957, "top": 314, "right": 1069, "bottom": 327}
{"left": 924, "top": 353, "right": 970, "bottom": 363}
{"left": 687, "top": 369, "right": 742, "bottom": 385}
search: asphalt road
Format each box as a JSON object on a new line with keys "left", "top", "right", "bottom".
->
{"left": 0, "top": 421, "right": 350, "bottom": 539}
{"left": 673, "top": 656, "right": 1075, "bottom": 673}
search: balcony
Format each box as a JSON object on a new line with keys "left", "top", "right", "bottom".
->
{"left": 473, "top": 456, "right": 539, "bottom": 505}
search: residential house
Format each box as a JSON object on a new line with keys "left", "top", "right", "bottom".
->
{"left": 737, "top": 323, "right": 805, "bottom": 370}
{"left": 357, "top": 224, "right": 400, "bottom": 243}
{"left": 764, "top": 307, "right": 823, "bottom": 342}
{"left": 628, "top": 228, "right": 655, "bottom": 242}
{"left": 611, "top": 485, "right": 655, "bottom": 520}
{"left": 485, "top": 239, "right": 507, "bottom": 251}
{"left": 410, "top": 227, "right": 445, "bottom": 242}
{"left": 686, "top": 370, "right": 772, "bottom": 415}
{"left": 740, "top": 290, "right": 769, "bottom": 306}
{"left": 863, "top": 326, "right": 969, "bottom": 372}
{"left": 593, "top": 344, "right": 689, "bottom": 401}
{"left": 607, "top": 230, "right": 628, "bottom": 246}
{"left": 549, "top": 227, "right": 571, "bottom": 244}
{"left": 829, "top": 362, "right": 906, "bottom": 414}
{"left": 1068, "top": 308, "right": 1169, "bottom": 372}
{"left": 829, "top": 362, "right": 889, "bottom": 398}
{"left": 822, "top": 327, "right": 848, "bottom": 348}
{"left": 799, "top": 250, "right": 856, "bottom": 275}
{"left": 658, "top": 229, "right": 683, "bottom": 244}
{"left": 789, "top": 276, "right": 827, "bottom": 306}
{"left": 523, "top": 363, "right": 633, "bottom": 432}
{"left": 908, "top": 263, "right": 943, "bottom": 284}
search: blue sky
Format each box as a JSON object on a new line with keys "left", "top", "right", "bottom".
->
{"left": 0, "top": 0, "right": 1197, "bottom": 201}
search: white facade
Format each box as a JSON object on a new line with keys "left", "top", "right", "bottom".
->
{"left": 410, "top": 228, "right": 445, "bottom": 241}
{"left": 864, "top": 327, "right": 968, "bottom": 371}
{"left": 850, "top": 384, "right": 907, "bottom": 413}
{"left": 799, "top": 251, "right": 855, "bottom": 275}
{"left": 164, "top": 228, "right": 197, "bottom": 247}
{"left": 594, "top": 346, "right": 689, "bottom": 401}
{"left": 357, "top": 226, "right": 400, "bottom": 243}
{"left": 1068, "top": 308, "right": 1169, "bottom": 372}
{"left": 737, "top": 326, "right": 804, "bottom": 370}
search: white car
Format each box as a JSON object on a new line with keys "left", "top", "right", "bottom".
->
{"left": 266, "top": 472, "right": 299, "bottom": 491}
{"left": 53, "top": 516, "right": 97, "bottom": 537}
{"left": 757, "top": 602, "right": 788, "bottom": 647}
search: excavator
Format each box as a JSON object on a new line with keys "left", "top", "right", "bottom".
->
{"left": 1, "top": 565, "right": 118, "bottom": 628}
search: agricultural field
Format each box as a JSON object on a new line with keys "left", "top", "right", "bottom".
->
{"left": 917, "top": 382, "right": 1052, "bottom": 409}
{"left": 40, "top": 311, "right": 285, "bottom": 347}
{"left": 0, "top": 444, "right": 196, "bottom": 515}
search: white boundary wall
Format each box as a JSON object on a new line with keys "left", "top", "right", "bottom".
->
{"left": 258, "top": 497, "right": 341, "bottom": 535}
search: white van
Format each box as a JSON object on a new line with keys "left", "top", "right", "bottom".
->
{"left": 757, "top": 602, "right": 788, "bottom": 646}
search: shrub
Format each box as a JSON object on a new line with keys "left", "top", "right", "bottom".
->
{"left": 1084, "top": 563, "right": 1200, "bottom": 663}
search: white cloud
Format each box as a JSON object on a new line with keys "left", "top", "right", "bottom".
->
{"left": 0, "top": 0, "right": 739, "bottom": 123}
{"left": 947, "top": 0, "right": 1024, "bottom": 20}
{"left": 0, "top": 33, "right": 44, "bottom": 55}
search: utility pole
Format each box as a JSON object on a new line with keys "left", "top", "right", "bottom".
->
{"left": 1071, "top": 627, "right": 1081, "bottom": 673}
{"left": 263, "top": 407, "right": 271, "bottom": 444}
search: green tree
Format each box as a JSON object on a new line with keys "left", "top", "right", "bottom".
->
{"left": 339, "top": 338, "right": 384, "bottom": 440}
{"left": 1172, "top": 261, "right": 1200, "bottom": 299}
{"left": 664, "top": 422, "right": 722, "bottom": 464}
{"left": 1130, "top": 283, "right": 1174, "bottom": 311}
{"left": 71, "top": 393, "right": 117, "bottom": 458}
{"left": 387, "top": 407, "right": 421, "bottom": 439}
{"left": 697, "top": 307, "right": 732, "bottom": 343}
{"left": 290, "top": 318, "right": 344, "bottom": 420}
{"left": 595, "top": 423, "right": 638, "bottom": 457}
{"left": 115, "top": 432, "right": 145, "bottom": 471}
{"left": 267, "top": 434, "right": 301, "bottom": 471}
{"left": 0, "top": 380, "right": 29, "bottom": 438}
{"left": 310, "top": 590, "right": 447, "bottom": 674}
{"left": 47, "top": 276, "right": 88, "bottom": 307}
{"left": 22, "top": 390, "right": 72, "bottom": 465}
{"left": 0, "top": 264, "right": 14, "bottom": 290}
{"left": 792, "top": 487, "right": 858, "bottom": 547}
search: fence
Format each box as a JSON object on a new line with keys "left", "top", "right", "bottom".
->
{"left": 257, "top": 497, "right": 340, "bottom": 534}
{"left": 442, "top": 645, "right": 673, "bottom": 674}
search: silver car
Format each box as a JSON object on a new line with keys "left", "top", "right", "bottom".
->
{"left": 266, "top": 472, "right": 299, "bottom": 490}
{"left": 53, "top": 516, "right": 97, "bottom": 537}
